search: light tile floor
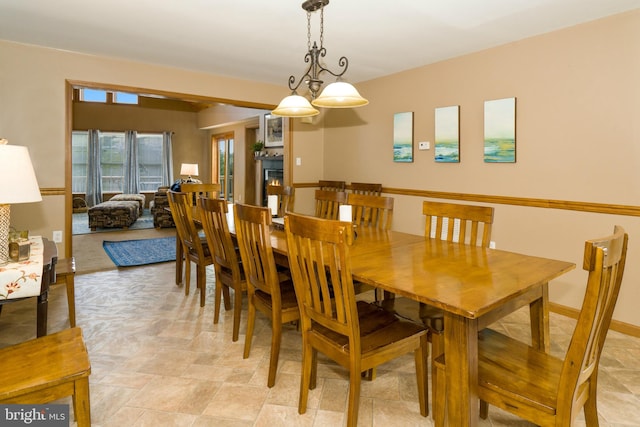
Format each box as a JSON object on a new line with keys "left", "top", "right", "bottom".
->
{"left": 1, "top": 262, "right": 639, "bottom": 426}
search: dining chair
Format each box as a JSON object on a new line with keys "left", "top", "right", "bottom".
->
{"left": 168, "top": 190, "right": 213, "bottom": 306}
{"left": 180, "top": 182, "right": 221, "bottom": 206}
{"left": 346, "top": 193, "right": 394, "bottom": 230}
{"left": 314, "top": 189, "right": 347, "bottom": 220}
{"left": 284, "top": 213, "right": 429, "bottom": 426}
{"left": 433, "top": 225, "right": 628, "bottom": 427}
{"left": 266, "top": 184, "right": 295, "bottom": 217}
{"left": 234, "top": 203, "right": 300, "bottom": 388}
{"left": 378, "top": 200, "right": 494, "bottom": 403}
{"left": 349, "top": 182, "right": 382, "bottom": 196}
{"left": 197, "top": 197, "right": 246, "bottom": 341}
{"left": 318, "top": 179, "right": 346, "bottom": 191}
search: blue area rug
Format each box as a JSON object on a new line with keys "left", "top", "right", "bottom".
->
{"left": 103, "top": 236, "right": 176, "bottom": 267}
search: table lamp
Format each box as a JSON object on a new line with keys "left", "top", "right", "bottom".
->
{"left": 0, "top": 140, "right": 42, "bottom": 264}
{"left": 180, "top": 163, "right": 199, "bottom": 182}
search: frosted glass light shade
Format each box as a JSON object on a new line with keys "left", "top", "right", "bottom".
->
{"left": 180, "top": 163, "right": 199, "bottom": 176}
{"left": 272, "top": 94, "right": 319, "bottom": 117}
{"left": 312, "top": 82, "right": 369, "bottom": 108}
{"left": 0, "top": 144, "right": 42, "bottom": 204}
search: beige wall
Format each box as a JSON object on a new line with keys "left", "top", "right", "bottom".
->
{"left": 312, "top": 10, "right": 640, "bottom": 327}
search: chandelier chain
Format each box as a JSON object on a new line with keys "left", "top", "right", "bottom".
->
{"left": 319, "top": 4, "right": 324, "bottom": 49}
{"left": 306, "top": 10, "right": 311, "bottom": 52}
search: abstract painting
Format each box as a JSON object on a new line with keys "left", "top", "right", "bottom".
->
{"left": 435, "top": 105, "right": 460, "bottom": 163}
{"left": 393, "top": 112, "right": 413, "bottom": 162}
{"left": 484, "top": 97, "right": 516, "bottom": 163}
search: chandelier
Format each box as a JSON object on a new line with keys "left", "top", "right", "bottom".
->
{"left": 271, "top": 0, "right": 369, "bottom": 117}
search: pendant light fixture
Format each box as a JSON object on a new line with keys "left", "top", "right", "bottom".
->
{"left": 271, "top": 0, "right": 368, "bottom": 117}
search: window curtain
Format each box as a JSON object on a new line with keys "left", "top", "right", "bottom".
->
{"left": 123, "top": 130, "right": 139, "bottom": 194}
{"left": 161, "top": 131, "right": 174, "bottom": 186}
{"left": 85, "top": 129, "right": 102, "bottom": 207}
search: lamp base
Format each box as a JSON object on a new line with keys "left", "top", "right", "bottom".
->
{"left": 0, "top": 204, "right": 10, "bottom": 265}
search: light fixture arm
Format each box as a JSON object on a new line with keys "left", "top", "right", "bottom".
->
{"left": 287, "top": 42, "right": 349, "bottom": 99}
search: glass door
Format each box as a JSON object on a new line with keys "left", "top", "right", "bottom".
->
{"left": 213, "top": 132, "right": 234, "bottom": 201}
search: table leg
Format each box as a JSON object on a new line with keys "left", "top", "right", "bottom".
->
{"left": 36, "top": 291, "right": 48, "bottom": 337}
{"left": 444, "top": 312, "right": 478, "bottom": 427}
{"left": 529, "top": 282, "right": 550, "bottom": 352}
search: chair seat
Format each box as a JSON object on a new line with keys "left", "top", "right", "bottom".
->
{"left": 313, "top": 301, "right": 427, "bottom": 354}
{"left": 478, "top": 328, "right": 561, "bottom": 415}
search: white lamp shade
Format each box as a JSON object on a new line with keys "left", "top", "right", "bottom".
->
{"left": 180, "top": 163, "right": 199, "bottom": 176}
{"left": 312, "top": 82, "right": 369, "bottom": 108}
{"left": 272, "top": 94, "right": 320, "bottom": 117}
{"left": 0, "top": 144, "right": 42, "bottom": 204}
{"left": 339, "top": 204, "right": 353, "bottom": 222}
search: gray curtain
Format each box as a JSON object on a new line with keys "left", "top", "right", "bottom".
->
{"left": 123, "top": 130, "right": 139, "bottom": 194}
{"left": 161, "top": 131, "right": 174, "bottom": 186}
{"left": 85, "top": 129, "right": 102, "bottom": 207}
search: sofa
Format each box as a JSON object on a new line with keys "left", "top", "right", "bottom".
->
{"left": 150, "top": 186, "right": 175, "bottom": 228}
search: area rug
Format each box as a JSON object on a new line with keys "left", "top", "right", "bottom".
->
{"left": 102, "top": 236, "right": 176, "bottom": 267}
{"left": 73, "top": 209, "right": 155, "bottom": 235}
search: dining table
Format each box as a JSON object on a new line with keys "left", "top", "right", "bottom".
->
{"left": 176, "top": 209, "right": 576, "bottom": 426}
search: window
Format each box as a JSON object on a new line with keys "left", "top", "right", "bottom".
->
{"left": 114, "top": 92, "right": 138, "bottom": 105}
{"left": 136, "top": 133, "right": 163, "bottom": 191}
{"left": 100, "top": 132, "right": 125, "bottom": 192}
{"left": 72, "top": 130, "right": 164, "bottom": 194}
{"left": 82, "top": 89, "right": 107, "bottom": 103}
{"left": 72, "top": 131, "right": 88, "bottom": 193}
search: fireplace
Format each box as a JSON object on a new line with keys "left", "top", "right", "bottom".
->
{"left": 257, "top": 157, "right": 283, "bottom": 206}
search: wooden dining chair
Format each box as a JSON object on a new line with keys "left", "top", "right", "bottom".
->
{"left": 168, "top": 190, "right": 213, "bottom": 306}
{"left": 198, "top": 197, "right": 246, "bottom": 341}
{"left": 284, "top": 213, "right": 429, "bottom": 426}
{"left": 379, "top": 200, "right": 494, "bottom": 402}
{"left": 234, "top": 203, "right": 300, "bottom": 388}
{"left": 180, "top": 182, "right": 221, "bottom": 206}
{"left": 266, "top": 184, "right": 295, "bottom": 217}
{"left": 346, "top": 193, "right": 394, "bottom": 230}
{"left": 349, "top": 182, "right": 382, "bottom": 196}
{"left": 314, "top": 189, "right": 347, "bottom": 220}
{"left": 433, "top": 225, "right": 628, "bottom": 427}
{"left": 318, "top": 179, "right": 346, "bottom": 191}
{"left": 0, "top": 327, "right": 91, "bottom": 427}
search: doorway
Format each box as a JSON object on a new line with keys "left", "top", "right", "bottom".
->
{"left": 65, "top": 80, "right": 288, "bottom": 259}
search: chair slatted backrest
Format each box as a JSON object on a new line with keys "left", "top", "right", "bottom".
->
{"left": 285, "top": 213, "right": 357, "bottom": 338}
{"left": 197, "top": 197, "right": 241, "bottom": 283}
{"left": 181, "top": 183, "right": 221, "bottom": 206}
{"left": 168, "top": 190, "right": 206, "bottom": 260}
{"left": 557, "top": 225, "right": 628, "bottom": 422}
{"left": 349, "top": 182, "right": 382, "bottom": 196}
{"left": 315, "top": 190, "right": 347, "bottom": 220}
{"left": 234, "top": 203, "right": 282, "bottom": 298}
{"left": 347, "top": 193, "right": 394, "bottom": 230}
{"left": 423, "top": 201, "right": 494, "bottom": 247}
{"left": 319, "top": 180, "right": 346, "bottom": 191}
{"left": 267, "top": 185, "right": 295, "bottom": 217}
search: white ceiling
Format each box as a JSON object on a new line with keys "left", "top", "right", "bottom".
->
{"left": 0, "top": 0, "right": 638, "bottom": 87}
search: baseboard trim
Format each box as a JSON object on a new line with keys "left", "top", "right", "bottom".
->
{"left": 550, "top": 302, "right": 640, "bottom": 338}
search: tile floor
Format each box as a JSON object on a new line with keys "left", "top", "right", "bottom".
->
{"left": 1, "top": 262, "right": 639, "bottom": 426}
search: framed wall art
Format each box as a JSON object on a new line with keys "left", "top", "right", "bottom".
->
{"left": 484, "top": 97, "right": 516, "bottom": 163}
{"left": 393, "top": 111, "right": 413, "bottom": 162}
{"left": 435, "top": 105, "right": 460, "bottom": 163}
{"left": 264, "top": 114, "right": 283, "bottom": 147}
